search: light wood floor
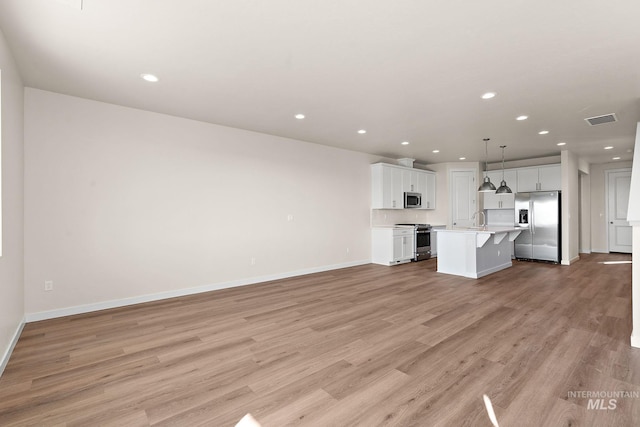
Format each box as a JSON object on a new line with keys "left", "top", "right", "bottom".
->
{"left": 0, "top": 253, "right": 638, "bottom": 426}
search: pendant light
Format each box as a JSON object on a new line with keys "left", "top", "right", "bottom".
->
{"left": 478, "top": 138, "right": 496, "bottom": 192}
{"left": 495, "top": 145, "right": 513, "bottom": 194}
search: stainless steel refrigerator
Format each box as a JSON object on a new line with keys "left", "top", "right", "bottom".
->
{"left": 514, "top": 191, "right": 561, "bottom": 262}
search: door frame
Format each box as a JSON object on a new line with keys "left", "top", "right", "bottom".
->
{"left": 605, "top": 167, "right": 632, "bottom": 252}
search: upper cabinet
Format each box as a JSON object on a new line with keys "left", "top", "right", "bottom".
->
{"left": 371, "top": 163, "right": 403, "bottom": 209}
{"left": 485, "top": 170, "right": 517, "bottom": 191}
{"left": 516, "top": 164, "right": 561, "bottom": 192}
{"left": 483, "top": 165, "right": 560, "bottom": 209}
{"left": 483, "top": 170, "right": 517, "bottom": 209}
{"left": 371, "top": 163, "right": 436, "bottom": 209}
{"left": 537, "top": 165, "right": 562, "bottom": 191}
{"left": 424, "top": 172, "right": 436, "bottom": 209}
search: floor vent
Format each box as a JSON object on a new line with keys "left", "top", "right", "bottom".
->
{"left": 585, "top": 113, "right": 617, "bottom": 126}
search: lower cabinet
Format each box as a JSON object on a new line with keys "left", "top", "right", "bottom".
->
{"left": 372, "top": 227, "right": 415, "bottom": 265}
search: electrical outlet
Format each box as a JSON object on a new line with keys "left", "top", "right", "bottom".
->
{"left": 250, "top": 257, "right": 256, "bottom": 265}
{"left": 44, "top": 281, "right": 54, "bottom": 291}
{"left": 346, "top": 247, "right": 350, "bottom": 254}
{"left": 287, "top": 214, "right": 294, "bottom": 222}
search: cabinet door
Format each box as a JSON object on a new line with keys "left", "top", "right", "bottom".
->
{"left": 517, "top": 168, "right": 539, "bottom": 192}
{"left": 424, "top": 172, "right": 436, "bottom": 209}
{"left": 402, "top": 234, "right": 415, "bottom": 259}
{"left": 402, "top": 170, "right": 419, "bottom": 193}
{"left": 372, "top": 164, "right": 403, "bottom": 209}
{"left": 484, "top": 192, "right": 515, "bottom": 209}
{"left": 390, "top": 167, "right": 403, "bottom": 208}
{"left": 482, "top": 171, "right": 502, "bottom": 209}
{"left": 538, "top": 165, "right": 561, "bottom": 190}
{"left": 484, "top": 192, "right": 501, "bottom": 209}
{"left": 495, "top": 169, "right": 517, "bottom": 190}
{"left": 392, "top": 231, "right": 414, "bottom": 261}
{"left": 415, "top": 171, "right": 435, "bottom": 209}
{"left": 392, "top": 235, "right": 404, "bottom": 261}
{"left": 484, "top": 169, "right": 516, "bottom": 209}
{"left": 484, "top": 170, "right": 502, "bottom": 190}
{"left": 498, "top": 193, "right": 515, "bottom": 209}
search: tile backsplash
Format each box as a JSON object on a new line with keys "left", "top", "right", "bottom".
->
{"left": 371, "top": 209, "right": 430, "bottom": 226}
{"left": 486, "top": 209, "right": 516, "bottom": 226}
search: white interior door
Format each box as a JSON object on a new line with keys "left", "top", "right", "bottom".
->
{"left": 450, "top": 170, "right": 477, "bottom": 227}
{"left": 608, "top": 169, "right": 632, "bottom": 253}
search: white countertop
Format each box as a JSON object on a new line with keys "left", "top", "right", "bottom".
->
{"left": 371, "top": 225, "right": 416, "bottom": 229}
{"left": 438, "top": 226, "right": 522, "bottom": 235}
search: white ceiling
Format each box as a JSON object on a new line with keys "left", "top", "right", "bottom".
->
{"left": 1, "top": 0, "right": 638, "bottom": 165}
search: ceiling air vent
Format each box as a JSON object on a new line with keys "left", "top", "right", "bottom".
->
{"left": 585, "top": 113, "right": 617, "bottom": 126}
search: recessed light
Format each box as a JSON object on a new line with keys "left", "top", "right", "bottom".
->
{"left": 613, "top": 157, "right": 621, "bottom": 160}
{"left": 516, "top": 115, "right": 528, "bottom": 121}
{"left": 557, "top": 142, "right": 566, "bottom": 146}
{"left": 401, "top": 141, "right": 410, "bottom": 146}
{"left": 604, "top": 146, "right": 614, "bottom": 150}
{"left": 432, "top": 149, "right": 440, "bottom": 153}
{"left": 140, "top": 73, "right": 159, "bottom": 82}
{"left": 538, "top": 130, "right": 549, "bottom": 135}
{"left": 357, "top": 129, "right": 367, "bottom": 134}
{"left": 459, "top": 157, "right": 466, "bottom": 160}
{"left": 481, "top": 92, "right": 496, "bottom": 99}
{"left": 295, "top": 114, "right": 305, "bottom": 120}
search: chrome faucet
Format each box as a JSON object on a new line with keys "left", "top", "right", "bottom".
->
{"left": 472, "top": 211, "right": 486, "bottom": 229}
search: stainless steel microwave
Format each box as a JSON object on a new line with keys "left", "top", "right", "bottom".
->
{"left": 404, "top": 192, "right": 422, "bottom": 208}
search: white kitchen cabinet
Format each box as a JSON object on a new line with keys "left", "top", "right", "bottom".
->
{"left": 516, "top": 168, "right": 539, "bottom": 192}
{"left": 516, "top": 164, "right": 561, "bottom": 192}
{"left": 372, "top": 227, "right": 415, "bottom": 265}
{"left": 371, "top": 163, "right": 403, "bottom": 209}
{"left": 423, "top": 172, "right": 436, "bottom": 209}
{"left": 538, "top": 164, "right": 562, "bottom": 191}
{"left": 402, "top": 169, "right": 419, "bottom": 193}
{"left": 483, "top": 170, "right": 516, "bottom": 209}
{"left": 484, "top": 193, "right": 515, "bottom": 209}
{"left": 371, "top": 163, "right": 436, "bottom": 210}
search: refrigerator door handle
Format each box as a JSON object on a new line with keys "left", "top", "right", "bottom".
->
{"left": 530, "top": 200, "right": 535, "bottom": 234}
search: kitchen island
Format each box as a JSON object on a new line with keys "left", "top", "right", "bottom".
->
{"left": 436, "top": 227, "right": 522, "bottom": 279}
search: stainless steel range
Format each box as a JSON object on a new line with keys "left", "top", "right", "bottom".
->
{"left": 396, "top": 223, "right": 432, "bottom": 261}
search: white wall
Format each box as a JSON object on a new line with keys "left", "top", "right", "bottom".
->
{"left": 24, "top": 89, "right": 375, "bottom": 317}
{"left": 561, "top": 150, "right": 580, "bottom": 264}
{"left": 0, "top": 29, "right": 25, "bottom": 374}
{"left": 580, "top": 171, "right": 591, "bottom": 253}
{"left": 628, "top": 123, "right": 639, "bottom": 348}
{"left": 629, "top": 123, "right": 640, "bottom": 224}
{"left": 589, "top": 160, "right": 634, "bottom": 252}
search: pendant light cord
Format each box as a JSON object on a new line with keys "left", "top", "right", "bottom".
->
{"left": 501, "top": 145, "right": 506, "bottom": 181}
{"left": 484, "top": 138, "right": 490, "bottom": 177}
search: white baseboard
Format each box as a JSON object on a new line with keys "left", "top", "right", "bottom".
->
{"left": 561, "top": 255, "right": 581, "bottom": 266}
{"left": 25, "top": 259, "right": 371, "bottom": 323}
{"left": 631, "top": 330, "right": 640, "bottom": 349}
{"left": 1, "top": 317, "right": 26, "bottom": 378}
